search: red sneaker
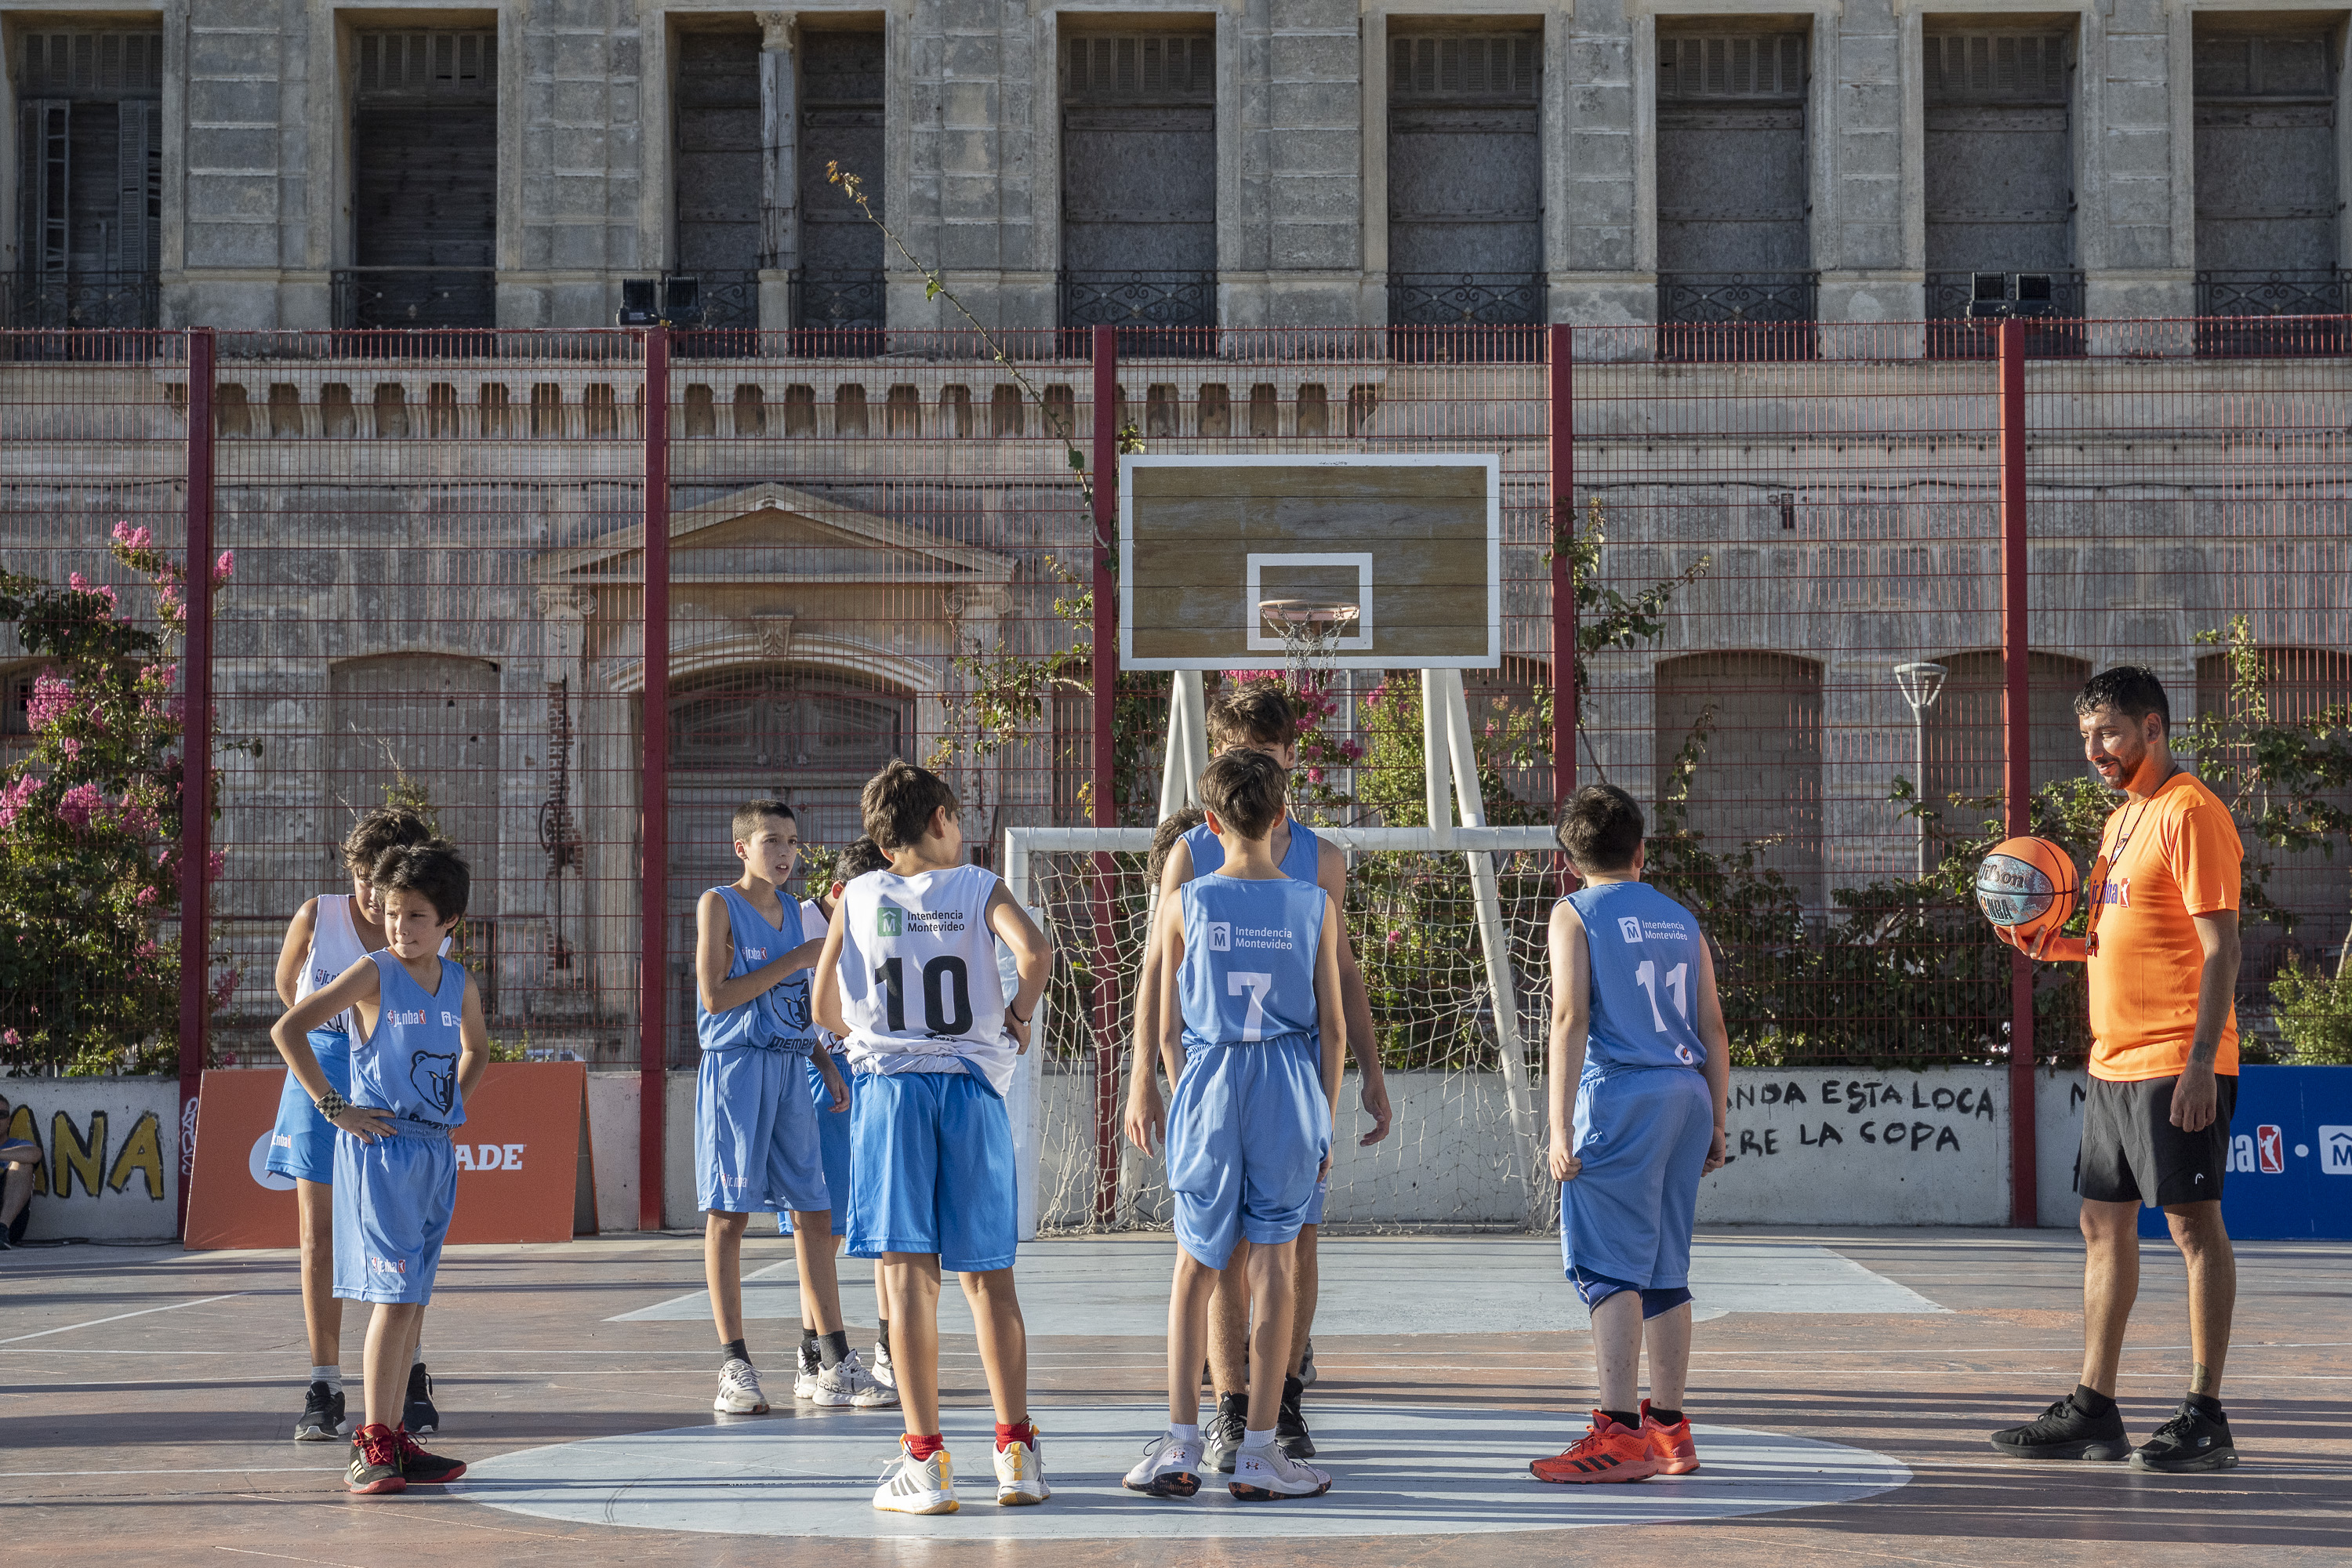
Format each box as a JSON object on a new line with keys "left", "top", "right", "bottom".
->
{"left": 1530, "top": 1412, "right": 1662, "bottom": 1484}
{"left": 346, "top": 1424, "right": 406, "bottom": 1495}
{"left": 1640, "top": 1399, "right": 1700, "bottom": 1475}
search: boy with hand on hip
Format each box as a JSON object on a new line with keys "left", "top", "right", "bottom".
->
{"left": 269, "top": 840, "right": 487, "bottom": 1495}
{"left": 1124, "top": 750, "right": 1343, "bottom": 1503}
{"left": 814, "top": 760, "right": 1052, "bottom": 1515}
{"left": 695, "top": 800, "right": 878, "bottom": 1414}
{"left": 1531, "top": 785, "right": 1728, "bottom": 1486}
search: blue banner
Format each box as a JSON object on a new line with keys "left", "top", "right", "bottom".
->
{"left": 2137, "top": 1066, "right": 2352, "bottom": 1240}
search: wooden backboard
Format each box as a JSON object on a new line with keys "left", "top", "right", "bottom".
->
{"left": 1118, "top": 454, "right": 1503, "bottom": 670}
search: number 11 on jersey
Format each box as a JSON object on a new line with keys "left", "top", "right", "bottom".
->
{"left": 1634, "top": 959, "right": 1689, "bottom": 1033}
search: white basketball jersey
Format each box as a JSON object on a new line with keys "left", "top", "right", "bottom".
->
{"left": 802, "top": 898, "right": 845, "bottom": 1053}
{"left": 837, "top": 864, "right": 1015, "bottom": 1094}
{"left": 297, "top": 894, "right": 372, "bottom": 1040}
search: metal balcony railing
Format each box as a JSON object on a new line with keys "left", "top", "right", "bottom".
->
{"left": 4, "top": 269, "right": 159, "bottom": 340}
{"left": 788, "top": 268, "right": 885, "bottom": 357}
{"left": 1057, "top": 270, "right": 1217, "bottom": 357}
{"left": 332, "top": 267, "right": 496, "bottom": 333}
{"left": 1387, "top": 274, "right": 1546, "bottom": 363}
{"left": 1656, "top": 272, "right": 1818, "bottom": 362}
{"left": 1925, "top": 270, "right": 2086, "bottom": 359}
{"left": 2194, "top": 270, "right": 2348, "bottom": 358}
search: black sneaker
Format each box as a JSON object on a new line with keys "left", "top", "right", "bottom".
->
{"left": 393, "top": 1425, "right": 468, "bottom": 1485}
{"left": 1990, "top": 1393, "right": 2130, "bottom": 1461}
{"left": 404, "top": 1363, "right": 439, "bottom": 1436}
{"left": 1275, "top": 1374, "right": 1316, "bottom": 1460}
{"left": 2131, "top": 1399, "right": 2238, "bottom": 1473}
{"left": 346, "top": 1425, "right": 406, "bottom": 1495}
{"left": 294, "top": 1380, "right": 349, "bottom": 1442}
{"left": 1203, "top": 1392, "right": 1248, "bottom": 1474}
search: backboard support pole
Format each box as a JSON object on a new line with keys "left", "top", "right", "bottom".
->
{"left": 1156, "top": 670, "right": 1207, "bottom": 820}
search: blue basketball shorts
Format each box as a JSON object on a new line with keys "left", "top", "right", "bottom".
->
{"left": 1305, "top": 1175, "right": 1328, "bottom": 1228}
{"left": 332, "top": 1124, "right": 457, "bottom": 1305}
{"left": 266, "top": 1031, "right": 352, "bottom": 1185}
{"left": 779, "top": 1053, "right": 861, "bottom": 1247}
{"left": 847, "top": 1066, "right": 1016, "bottom": 1274}
{"left": 697, "top": 1046, "right": 829, "bottom": 1217}
{"left": 1165, "top": 1033, "right": 1331, "bottom": 1271}
{"left": 1560, "top": 1065, "right": 1713, "bottom": 1296}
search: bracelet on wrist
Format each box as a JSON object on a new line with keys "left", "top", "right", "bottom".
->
{"left": 314, "top": 1089, "right": 350, "bottom": 1121}
{"left": 1007, "top": 1008, "right": 1032, "bottom": 1025}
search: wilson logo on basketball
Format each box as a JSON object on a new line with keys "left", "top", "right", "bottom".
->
{"left": 2256, "top": 1124, "right": 2285, "bottom": 1174}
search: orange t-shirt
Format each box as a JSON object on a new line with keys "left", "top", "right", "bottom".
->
{"left": 2084, "top": 770, "right": 2242, "bottom": 1081}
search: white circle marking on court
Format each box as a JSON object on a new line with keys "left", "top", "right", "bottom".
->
{"left": 455, "top": 1403, "right": 1910, "bottom": 1540}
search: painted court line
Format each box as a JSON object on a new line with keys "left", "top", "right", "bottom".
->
{"left": 4, "top": 1467, "right": 343, "bottom": 1478}
{"left": 0, "top": 1291, "right": 250, "bottom": 1345}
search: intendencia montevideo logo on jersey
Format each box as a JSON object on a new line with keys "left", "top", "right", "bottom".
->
{"left": 876, "top": 900, "right": 966, "bottom": 938}
{"left": 1617, "top": 916, "right": 1689, "bottom": 944}
{"left": 1214, "top": 923, "right": 1294, "bottom": 953}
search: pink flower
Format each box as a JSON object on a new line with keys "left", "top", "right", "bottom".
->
{"left": 213, "top": 550, "right": 235, "bottom": 583}
{"left": 1306, "top": 767, "right": 1325, "bottom": 783}
{"left": 25, "top": 673, "right": 72, "bottom": 731}
{"left": 136, "top": 884, "right": 160, "bottom": 906}
{"left": 67, "top": 572, "right": 119, "bottom": 608}
{"left": 0, "top": 776, "right": 37, "bottom": 829}
{"left": 112, "top": 521, "right": 154, "bottom": 550}
{"left": 1385, "top": 929, "right": 1402, "bottom": 946}
{"left": 207, "top": 849, "right": 226, "bottom": 880}
{"left": 57, "top": 782, "right": 102, "bottom": 831}
{"left": 2, "top": 1029, "right": 17, "bottom": 1047}
{"left": 157, "top": 583, "right": 181, "bottom": 615}
{"left": 59, "top": 737, "right": 81, "bottom": 760}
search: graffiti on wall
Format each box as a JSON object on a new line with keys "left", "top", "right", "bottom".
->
{"left": 3, "top": 1104, "right": 169, "bottom": 1201}
{"left": 1719, "top": 1076, "right": 1999, "bottom": 1163}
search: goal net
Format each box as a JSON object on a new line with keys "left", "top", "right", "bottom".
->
{"left": 1000, "top": 826, "right": 1563, "bottom": 1236}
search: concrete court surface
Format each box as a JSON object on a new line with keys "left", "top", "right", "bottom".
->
{"left": 2, "top": 1228, "right": 2347, "bottom": 1567}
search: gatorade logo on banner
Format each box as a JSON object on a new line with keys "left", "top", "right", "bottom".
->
{"left": 185, "top": 1062, "right": 593, "bottom": 1250}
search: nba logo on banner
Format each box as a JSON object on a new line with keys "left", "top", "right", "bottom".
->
{"left": 1618, "top": 917, "right": 1642, "bottom": 944}
{"left": 2256, "top": 1125, "right": 2284, "bottom": 1174}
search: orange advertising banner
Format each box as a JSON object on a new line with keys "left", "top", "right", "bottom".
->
{"left": 184, "top": 1062, "right": 593, "bottom": 1250}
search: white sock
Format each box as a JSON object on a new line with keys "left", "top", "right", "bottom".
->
{"left": 1241, "top": 1426, "right": 1275, "bottom": 1451}
{"left": 311, "top": 1364, "right": 341, "bottom": 1392}
{"left": 411, "top": 1345, "right": 424, "bottom": 1368}
{"left": 1169, "top": 1422, "right": 1200, "bottom": 1445}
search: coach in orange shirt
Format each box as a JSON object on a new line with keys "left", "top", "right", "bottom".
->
{"left": 1987, "top": 667, "right": 2242, "bottom": 1473}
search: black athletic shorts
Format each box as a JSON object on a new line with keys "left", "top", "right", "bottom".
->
{"left": 2076, "top": 1073, "right": 2238, "bottom": 1207}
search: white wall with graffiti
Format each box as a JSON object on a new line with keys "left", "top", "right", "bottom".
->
{"left": 3, "top": 1078, "right": 182, "bottom": 1241}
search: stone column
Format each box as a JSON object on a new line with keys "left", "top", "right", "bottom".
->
{"left": 759, "top": 12, "right": 800, "bottom": 332}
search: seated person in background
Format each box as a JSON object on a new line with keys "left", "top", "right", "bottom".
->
{"left": 0, "top": 1092, "right": 38, "bottom": 1248}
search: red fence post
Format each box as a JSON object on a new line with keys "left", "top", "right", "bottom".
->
{"left": 639, "top": 326, "right": 671, "bottom": 1232}
{"left": 1998, "top": 318, "right": 2038, "bottom": 1229}
{"left": 1089, "top": 325, "right": 1120, "bottom": 1225}
{"left": 176, "top": 328, "right": 216, "bottom": 1236}
{"left": 1549, "top": 323, "right": 1576, "bottom": 810}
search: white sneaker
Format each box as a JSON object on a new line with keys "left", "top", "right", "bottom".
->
{"left": 1230, "top": 1441, "right": 1330, "bottom": 1501}
{"left": 993, "top": 1429, "right": 1050, "bottom": 1506}
{"left": 713, "top": 1358, "right": 769, "bottom": 1415}
{"left": 811, "top": 1349, "right": 895, "bottom": 1408}
{"left": 1122, "top": 1429, "right": 1203, "bottom": 1497}
{"left": 871, "top": 1341, "right": 897, "bottom": 1389}
{"left": 873, "top": 1440, "right": 958, "bottom": 1515}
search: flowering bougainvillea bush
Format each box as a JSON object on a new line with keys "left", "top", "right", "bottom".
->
{"left": 0, "top": 526, "right": 240, "bottom": 1075}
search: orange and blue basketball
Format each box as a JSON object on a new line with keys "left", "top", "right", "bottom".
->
{"left": 1975, "top": 837, "right": 2078, "bottom": 942}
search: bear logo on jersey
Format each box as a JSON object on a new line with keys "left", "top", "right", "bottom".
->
{"left": 875, "top": 906, "right": 903, "bottom": 938}
{"left": 1618, "top": 916, "right": 1642, "bottom": 944}
{"left": 775, "top": 982, "right": 811, "bottom": 1033}
{"left": 1207, "top": 922, "right": 1231, "bottom": 953}
{"left": 410, "top": 1051, "right": 458, "bottom": 1116}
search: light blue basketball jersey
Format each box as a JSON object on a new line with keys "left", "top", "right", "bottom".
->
{"left": 1184, "top": 816, "right": 1319, "bottom": 885}
{"left": 353, "top": 950, "right": 470, "bottom": 1127}
{"left": 1564, "top": 881, "right": 1710, "bottom": 1077}
{"left": 1178, "top": 874, "right": 1327, "bottom": 1047}
{"left": 697, "top": 885, "right": 811, "bottom": 1052}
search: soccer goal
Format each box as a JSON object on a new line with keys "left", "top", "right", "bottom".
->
{"left": 1000, "top": 822, "right": 1563, "bottom": 1236}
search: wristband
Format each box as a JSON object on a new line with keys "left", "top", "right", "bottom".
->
{"left": 314, "top": 1090, "right": 350, "bottom": 1121}
{"left": 1007, "top": 1007, "right": 1032, "bottom": 1025}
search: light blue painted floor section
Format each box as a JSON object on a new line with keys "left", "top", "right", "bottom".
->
{"left": 456, "top": 1403, "right": 1910, "bottom": 1539}
{"left": 608, "top": 1235, "right": 1946, "bottom": 1334}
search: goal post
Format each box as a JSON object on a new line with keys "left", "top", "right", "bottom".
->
{"left": 1002, "top": 823, "right": 1563, "bottom": 1235}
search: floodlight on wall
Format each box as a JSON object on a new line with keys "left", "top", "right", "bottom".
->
{"left": 1894, "top": 661, "right": 1948, "bottom": 878}
{"left": 1965, "top": 273, "right": 2060, "bottom": 320}
{"left": 615, "top": 276, "right": 706, "bottom": 328}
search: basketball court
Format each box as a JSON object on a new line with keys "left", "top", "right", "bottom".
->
{"left": 3, "top": 1228, "right": 2347, "bottom": 1565}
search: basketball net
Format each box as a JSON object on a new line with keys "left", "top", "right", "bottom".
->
{"left": 1258, "top": 598, "right": 1359, "bottom": 693}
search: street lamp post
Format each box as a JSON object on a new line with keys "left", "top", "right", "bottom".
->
{"left": 1894, "top": 662, "right": 1949, "bottom": 878}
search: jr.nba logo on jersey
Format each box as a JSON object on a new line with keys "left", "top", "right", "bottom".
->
{"left": 1618, "top": 916, "right": 1642, "bottom": 945}
{"left": 1207, "top": 922, "right": 1231, "bottom": 953}
{"left": 875, "top": 906, "right": 903, "bottom": 938}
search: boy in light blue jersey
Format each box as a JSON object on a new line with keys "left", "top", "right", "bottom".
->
{"left": 1124, "top": 750, "right": 1342, "bottom": 1504}
{"left": 271, "top": 840, "right": 486, "bottom": 1496}
{"left": 1529, "top": 785, "right": 1730, "bottom": 1487}
{"left": 693, "top": 800, "right": 881, "bottom": 1416}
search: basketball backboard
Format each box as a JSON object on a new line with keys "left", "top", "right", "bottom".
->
{"left": 1117, "top": 454, "right": 1503, "bottom": 670}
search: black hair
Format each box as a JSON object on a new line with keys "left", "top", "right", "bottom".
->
{"left": 862, "top": 760, "right": 958, "bottom": 852}
{"left": 371, "top": 839, "right": 470, "bottom": 924}
{"left": 731, "top": 798, "right": 796, "bottom": 843}
{"left": 340, "top": 807, "right": 433, "bottom": 877}
{"left": 1207, "top": 677, "right": 1301, "bottom": 752}
{"left": 1149, "top": 808, "right": 1207, "bottom": 884}
{"left": 1199, "top": 751, "right": 1286, "bottom": 842}
{"left": 2074, "top": 666, "right": 2171, "bottom": 734}
{"left": 834, "top": 835, "right": 889, "bottom": 882}
{"left": 1555, "top": 783, "right": 1645, "bottom": 874}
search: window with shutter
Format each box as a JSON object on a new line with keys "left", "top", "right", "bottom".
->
{"left": 12, "top": 31, "right": 162, "bottom": 328}
{"left": 795, "top": 30, "right": 887, "bottom": 333}
{"left": 346, "top": 31, "right": 498, "bottom": 330}
{"left": 2193, "top": 28, "right": 2339, "bottom": 286}
{"left": 1059, "top": 28, "right": 1217, "bottom": 332}
{"left": 673, "top": 29, "right": 763, "bottom": 330}
{"left": 1386, "top": 31, "right": 1543, "bottom": 328}
{"left": 1922, "top": 31, "right": 2074, "bottom": 274}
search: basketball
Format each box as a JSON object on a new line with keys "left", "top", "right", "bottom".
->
{"left": 1974, "top": 837, "right": 2079, "bottom": 940}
